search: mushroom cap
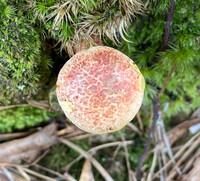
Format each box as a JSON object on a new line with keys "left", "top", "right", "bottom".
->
{"left": 56, "top": 46, "right": 145, "bottom": 134}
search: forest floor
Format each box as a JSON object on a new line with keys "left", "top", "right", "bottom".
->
{"left": 0, "top": 106, "right": 199, "bottom": 181}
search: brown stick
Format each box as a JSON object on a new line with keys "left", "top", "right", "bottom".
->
{"left": 167, "top": 136, "right": 200, "bottom": 180}
{"left": 59, "top": 138, "right": 114, "bottom": 181}
{"left": 64, "top": 140, "right": 133, "bottom": 171}
{"left": 153, "top": 131, "right": 200, "bottom": 179}
{"left": 157, "top": 63, "right": 177, "bottom": 99}
{"left": 120, "top": 132, "right": 133, "bottom": 181}
{"left": 159, "top": 0, "right": 176, "bottom": 51}
{"left": 0, "top": 124, "right": 57, "bottom": 163}
{"left": 0, "top": 104, "right": 29, "bottom": 111}
{"left": 136, "top": 113, "right": 144, "bottom": 131}
{"left": 0, "top": 131, "right": 36, "bottom": 142}
{"left": 136, "top": 98, "right": 159, "bottom": 181}
{"left": 0, "top": 100, "right": 51, "bottom": 111}
{"left": 33, "top": 164, "right": 77, "bottom": 181}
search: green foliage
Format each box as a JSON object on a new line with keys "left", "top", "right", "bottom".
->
{"left": 0, "top": 1, "right": 51, "bottom": 105}
{"left": 0, "top": 106, "right": 56, "bottom": 133}
{"left": 120, "top": 0, "right": 200, "bottom": 119}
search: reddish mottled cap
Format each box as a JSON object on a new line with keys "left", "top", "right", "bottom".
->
{"left": 56, "top": 46, "right": 145, "bottom": 134}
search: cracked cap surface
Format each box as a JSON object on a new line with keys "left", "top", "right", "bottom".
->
{"left": 56, "top": 46, "right": 145, "bottom": 134}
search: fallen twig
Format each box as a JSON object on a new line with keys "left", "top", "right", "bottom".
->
{"left": 0, "top": 131, "right": 36, "bottom": 142}
{"left": 153, "top": 131, "right": 200, "bottom": 179}
{"left": 166, "top": 136, "right": 200, "bottom": 180}
{"left": 0, "top": 104, "right": 29, "bottom": 111}
{"left": 0, "top": 100, "right": 52, "bottom": 111}
{"left": 120, "top": 132, "right": 133, "bottom": 181}
{"left": 33, "top": 163, "right": 77, "bottom": 181}
{"left": 136, "top": 98, "right": 159, "bottom": 181}
{"left": 21, "top": 166, "right": 57, "bottom": 181}
{"left": 69, "top": 133, "right": 96, "bottom": 141}
{"left": 64, "top": 140, "right": 133, "bottom": 171}
{"left": 79, "top": 160, "right": 94, "bottom": 181}
{"left": 167, "top": 118, "right": 200, "bottom": 145}
{"left": 183, "top": 156, "right": 200, "bottom": 181}
{"left": 1, "top": 167, "right": 14, "bottom": 181}
{"left": 136, "top": 113, "right": 144, "bottom": 132}
{"left": 16, "top": 166, "right": 31, "bottom": 181}
{"left": 27, "top": 100, "right": 51, "bottom": 110}
{"left": 146, "top": 149, "right": 157, "bottom": 181}
{"left": 160, "top": 119, "right": 182, "bottom": 177}
{"left": 127, "top": 123, "right": 142, "bottom": 135}
{"left": 156, "top": 120, "right": 166, "bottom": 180}
{"left": 59, "top": 138, "right": 114, "bottom": 181}
{"left": 182, "top": 148, "right": 200, "bottom": 173}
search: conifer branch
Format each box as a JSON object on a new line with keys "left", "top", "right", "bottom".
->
{"left": 159, "top": 0, "right": 176, "bottom": 51}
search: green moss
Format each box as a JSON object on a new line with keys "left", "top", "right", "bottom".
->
{"left": 120, "top": 0, "right": 200, "bottom": 120}
{"left": 17, "top": 0, "right": 144, "bottom": 56}
{"left": 0, "top": 106, "right": 57, "bottom": 133}
{"left": 0, "top": 1, "right": 51, "bottom": 105}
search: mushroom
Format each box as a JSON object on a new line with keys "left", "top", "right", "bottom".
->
{"left": 56, "top": 46, "right": 145, "bottom": 134}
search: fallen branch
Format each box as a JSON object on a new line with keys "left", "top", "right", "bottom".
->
{"left": 0, "top": 124, "right": 57, "bottom": 163}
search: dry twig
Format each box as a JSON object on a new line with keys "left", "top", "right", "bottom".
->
{"left": 33, "top": 163, "right": 77, "bottom": 181}
{"left": 136, "top": 98, "right": 159, "bottom": 181}
{"left": 136, "top": 113, "right": 144, "bottom": 131}
{"left": 79, "top": 160, "right": 95, "bottom": 181}
{"left": 120, "top": 132, "right": 133, "bottom": 181}
{"left": 64, "top": 140, "right": 133, "bottom": 171}
{"left": 0, "top": 131, "right": 35, "bottom": 142}
{"left": 153, "top": 131, "right": 200, "bottom": 179}
{"left": 59, "top": 138, "right": 114, "bottom": 181}
{"left": 0, "top": 124, "right": 57, "bottom": 163}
